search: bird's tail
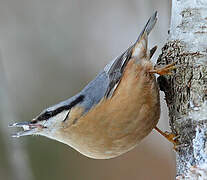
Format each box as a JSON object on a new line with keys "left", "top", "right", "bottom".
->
{"left": 132, "top": 11, "right": 157, "bottom": 58}
{"left": 137, "top": 11, "right": 157, "bottom": 42}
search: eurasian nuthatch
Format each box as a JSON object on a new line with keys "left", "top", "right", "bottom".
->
{"left": 9, "top": 12, "right": 176, "bottom": 159}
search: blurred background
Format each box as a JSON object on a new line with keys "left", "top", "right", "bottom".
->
{"left": 0, "top": 0, "right": 175, "bottom": 179}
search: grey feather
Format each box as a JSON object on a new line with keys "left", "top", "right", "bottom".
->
{"left": 104, "top": 11, "right": 157, "bottom": 97}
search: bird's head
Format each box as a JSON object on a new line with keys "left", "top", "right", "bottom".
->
{"left": 9, "top": 105, "right": 70, "bottom": 139}
{"left": 10, "top": 95, "right": 85, "bottom": 140}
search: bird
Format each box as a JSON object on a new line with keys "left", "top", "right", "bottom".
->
{"left": 9, "top": 12, "right": 176, "bottom": 159}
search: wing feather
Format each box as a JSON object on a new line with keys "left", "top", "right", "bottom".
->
{"left": 104, "top": 12, "right": 157, "bottom": 98}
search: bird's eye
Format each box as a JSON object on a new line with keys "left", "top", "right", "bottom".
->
{"left": 44, "top": 111, "right": 52, "bottom": 118}
{"left": 37, "top": 111, "right": 53, "bottom": 121}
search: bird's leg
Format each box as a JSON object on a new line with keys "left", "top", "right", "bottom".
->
{"left": 149, "top": 62, "right": 176, "bottom": 75}
{"left": 154, "top": 126, "right": 179, "bottom": 150}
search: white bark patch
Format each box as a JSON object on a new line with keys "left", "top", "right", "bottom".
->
{"left": 189, "top": 101, "right": 207, "bottom": 121}
{"left": 193, "top": 126, "right": 207, "bottom": 164}
{"left": 176, "top": 164, "right": 207, "bottom": 180}
{"left": 171, "top": 0, "right": 207, "bottom": 54}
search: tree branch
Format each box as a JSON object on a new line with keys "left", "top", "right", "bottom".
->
{"left": 157, "top": 0, "right": 207, "bottom": 178}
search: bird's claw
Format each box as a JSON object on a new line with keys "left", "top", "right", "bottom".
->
{"left": 150, "top": 62, "right": 176, "bottom": 76}
{"left": 154, "top": 127, "right": 181, "bottom": 150}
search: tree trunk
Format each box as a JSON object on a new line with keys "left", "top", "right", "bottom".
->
{"left": 157, "top": 0, "right": 207, "bottom": 178}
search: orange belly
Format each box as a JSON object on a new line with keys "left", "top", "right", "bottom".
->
{"left": 60, "top": 59, "right": 160, "bottom": 159}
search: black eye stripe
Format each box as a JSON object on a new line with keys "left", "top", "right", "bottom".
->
{"left": 36, "top": 95, "right": 85, "bottom": 121}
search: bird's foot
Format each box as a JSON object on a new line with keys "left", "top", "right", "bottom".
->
{"left": 154, "top": 126, "right": 179, "bottom": 150}
{"left": 150, "top": 62, "right": 176, "bottom": 76}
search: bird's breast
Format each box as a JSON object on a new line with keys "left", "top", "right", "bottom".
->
{"left": 59, "top": 58, "right": 160, "bottom": 159}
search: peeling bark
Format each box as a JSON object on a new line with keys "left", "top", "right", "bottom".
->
{"left": 156, "top": 0, "right": 207, "bottom": 177}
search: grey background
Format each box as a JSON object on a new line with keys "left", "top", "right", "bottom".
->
{"left": 0, "top": 0, "right": 175, "bottom": 179}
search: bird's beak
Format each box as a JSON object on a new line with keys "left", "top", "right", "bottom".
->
{"left": 9, "top": 121, "right": 44, "bottom": 137}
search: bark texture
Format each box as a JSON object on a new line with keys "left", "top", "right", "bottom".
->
{"left": 156, "top": 0, "right": 207, "bottom": 178}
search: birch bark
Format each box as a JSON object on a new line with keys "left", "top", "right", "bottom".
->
{"left": 157, "top": 0, "right": 207, "bottom": 178}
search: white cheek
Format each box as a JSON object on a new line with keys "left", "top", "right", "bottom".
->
{"left": 40, "top": 110, "right": 69, "bottom": 137}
